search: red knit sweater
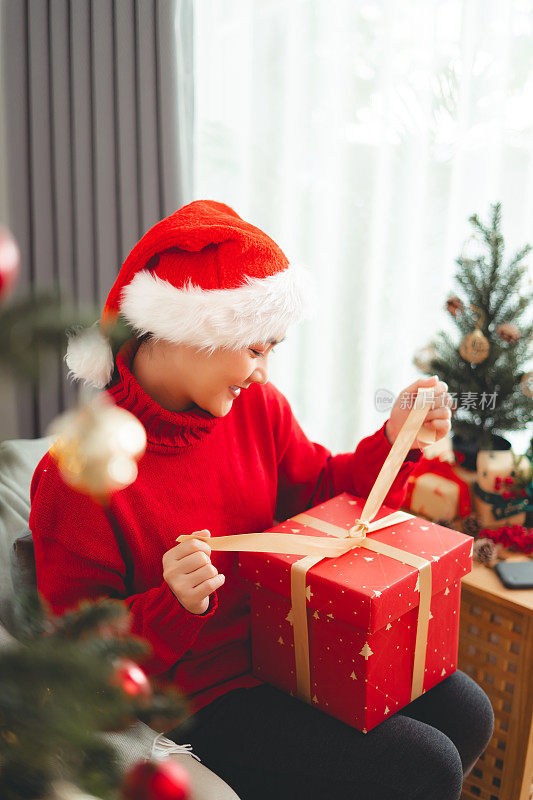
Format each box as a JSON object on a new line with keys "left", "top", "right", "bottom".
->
{"left": 30, "top": 342, "right": 423, "bottom": 719}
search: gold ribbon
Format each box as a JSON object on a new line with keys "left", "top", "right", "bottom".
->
{"left": 288, "top": 511, "right": 432, "bottom": 703}
{"left": 178, "top": 388, "right": 436, "bottom": 704}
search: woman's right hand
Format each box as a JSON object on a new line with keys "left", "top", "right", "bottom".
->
{"left": 162, "top": 529, "right": 225, "bottom": 615}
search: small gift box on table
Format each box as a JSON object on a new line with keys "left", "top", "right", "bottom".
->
{"left": 474, "top": 450, "right": 533, "bottom": 529}
{"left": 178, "top": 390, "right": 473, "bottom": 733}
{"left": 404, "top": 456, "right": 472, "bottom": 522}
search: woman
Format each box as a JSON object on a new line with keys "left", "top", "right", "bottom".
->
{"left": 30, "top": 200, "right": 493, "bottom": 800}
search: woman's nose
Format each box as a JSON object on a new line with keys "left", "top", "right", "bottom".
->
{"left": 250, "top": 364, "right": 268, "bottom": 385}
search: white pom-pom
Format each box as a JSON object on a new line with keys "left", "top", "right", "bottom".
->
{"left": 65, "top": 322, "right": 114, "bottom": 388}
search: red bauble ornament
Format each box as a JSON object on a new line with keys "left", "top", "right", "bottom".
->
{"left": 0, "top": 227, "right": 20, "bottom": 300}
{"left": 496, "top": 322, "right": 521, "bottom": 344}
{"left": 121, "top": 760, "right": 191, "bottom": 800}
{"left": 113, "top": 658, "right": 152, "bottom": 701}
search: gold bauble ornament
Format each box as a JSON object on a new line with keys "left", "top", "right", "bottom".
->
{"left": 459, "top": 329, "right": 490, "bottom": 363}
{"left": 48, "top": 395, "right": 146, "bottom": 502}
{"left": 521, "top": 371, "right": 533, "bottom": 398}
{"left": 459, "top": 305, "right": 490, "bottom": 364}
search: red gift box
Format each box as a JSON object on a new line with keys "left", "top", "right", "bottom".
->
{"left": 238, "top": 492, "right": 473, "bottom": 733}
{"left": 176, "top": 387, "right": 473, "bottom": 733}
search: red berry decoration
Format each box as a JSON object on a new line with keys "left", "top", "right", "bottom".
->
{"left": 480, "top": 525, "right": 533, "bottom": 555}
{"left": 504, "top": 476, "right": 514, "bottom": 485}
{"left": 121, "top": 760, "right": 191, "bottom": 800}
{"left": 113, "top": 658, "right": 152, "bottom": 701}
{"left": 501, "top": 490, "right": 512, "bottom": 499}
{"left": 0, "top": 227, "right": 20, "bottom": 300}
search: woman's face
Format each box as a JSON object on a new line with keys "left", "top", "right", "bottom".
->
{"left": 132, "top": 335, "right": 285, "bottom": 417}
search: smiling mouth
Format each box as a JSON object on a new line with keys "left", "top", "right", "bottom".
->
{"left": 228, "top": 386, "right": 241, "bottom": 397}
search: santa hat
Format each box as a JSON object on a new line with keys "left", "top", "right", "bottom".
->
{"left": 65, "top": 200, "right": 316, "bottom": 388}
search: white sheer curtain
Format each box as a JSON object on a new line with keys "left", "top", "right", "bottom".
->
{"left": 190, "top": 0, "right": 533, "bottom": 453}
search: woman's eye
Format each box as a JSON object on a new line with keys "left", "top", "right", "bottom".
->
{"left": 250, "top": 347, "right": 276, "bottom": 357}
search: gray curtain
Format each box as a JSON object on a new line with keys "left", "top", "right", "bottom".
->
{"left": 1, "top": 0, "right": 194, "bottom": 438}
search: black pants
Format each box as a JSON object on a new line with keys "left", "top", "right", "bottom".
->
{"left": 167, "top": 670, "right": 494, "bottom": 800}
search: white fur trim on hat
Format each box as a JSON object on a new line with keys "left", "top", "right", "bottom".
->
{"left": 120, "top": 262, "right": 316, "bottom": 354}
{"left": 64, "top": 262, "right": 316, "bottom": 387}
{"left": 65, "top": 322, "right": 114, "bottom": 389}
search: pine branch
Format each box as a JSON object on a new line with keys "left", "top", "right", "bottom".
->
{"left": 0, "top": 294, "right": 138, "bottom": 384}
{"left": 495, "top": 294, "right": 532, "bottom": 326}
{"left": 0, "top": 592, "right": 190, "bottom": 799}
{"left": 52, "top": 598, "right": 133, "bottom": 641}
{"left": 77, "top": 739, "right": 120, "bottom": 800}
{"left": 10, "top": 590, "right": 53, "bottom": 642}
{"left": 454, "top": 263, "right": 486, "bottom": 315}
{"left": 508, "top": 243, "right": 532, "bottom": 271}
{"left": 468, "top": 212, "right": 490, "bottom": 240}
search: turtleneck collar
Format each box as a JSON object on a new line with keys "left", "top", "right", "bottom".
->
{"left": 106, "top": 339, "right": 221, "bottom": 451}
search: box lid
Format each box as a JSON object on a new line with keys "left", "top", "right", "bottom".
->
{"left": 239, "top": 492, "right": 473, "bottom": 634}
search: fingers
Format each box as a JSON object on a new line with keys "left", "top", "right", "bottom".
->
{"left": 425, "top": 405, "right": 452, "bottom": 421}
{"left": 405, "top": 375, "right": 439, "bottom": 391}
{"left": 188, "top": 573, "right": 226, "bottom": 601}
{"left": 189, "top": 562, "right": 220, "bottom": 588}
{"left": 425, "top": 417, "right": 451, "bottom": 433}
{"left": 178, "top": 549, "right": 211, "bottom": 574}
{"left": 163, "top": 531, "right": 213, "bottom": 580}
{"left": 176, "top": 528, "right": 211, "bottom": 544}
{"left": 419, "top": 379, "right": 448, "bottom": 398}
{"left": 409, "top": 376, "right": 453, "bottom": 412}
{"left": 168, "top": 531, "right": 212, "bottom": 561}
{"left": 163, "top": 529, "right": 225, "bottom": 615}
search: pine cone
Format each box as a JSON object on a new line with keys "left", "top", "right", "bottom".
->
{"left": 473, "top": 538, "right": 498, "bottom": 566}
{"left": 462, "top": 516, "right": 481, "bottom": 537}
{"left": 496, "top": 322, "right": 521, "bottom": 343}
{"left": 446, "top": 296, "right": 464, "bottom": 317}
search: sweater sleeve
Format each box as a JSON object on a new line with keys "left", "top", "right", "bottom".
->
{"left": 267, "top": 383, "right": 423, "bottom": 522}
{"left": 29, "top": 454, "right": 217, "bottom": 676}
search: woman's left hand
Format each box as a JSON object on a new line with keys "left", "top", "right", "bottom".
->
{"left": 385, "top": 375, "right": 453, "bottom": 450}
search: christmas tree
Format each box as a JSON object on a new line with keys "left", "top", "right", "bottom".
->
{"left": 0, "top": 591, "right": 189, "bottom": 800}
{"left": 414, "top": 203, "right": 533, "bottom": 450}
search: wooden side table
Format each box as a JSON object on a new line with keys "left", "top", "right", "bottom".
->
{"left": 458, "top": 554, "right": 533, "bottom": 800}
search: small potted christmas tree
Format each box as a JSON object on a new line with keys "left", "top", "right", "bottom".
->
{"left": 413, "top": 202, "right": 533, "bottom": 471}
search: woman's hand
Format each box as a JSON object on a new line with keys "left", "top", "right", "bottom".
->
{"left": 384, "top": 375, "right": 453, "bottom": 450}
{"left": 163, "top": 529, "right": 225, "bottom": 615}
